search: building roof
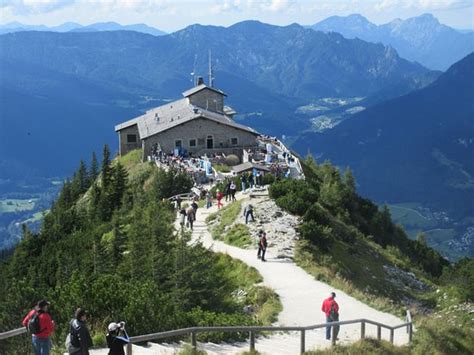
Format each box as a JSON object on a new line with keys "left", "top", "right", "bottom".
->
{"left": 232, "top": 162, "right": 271, "bottom": 174}
{"left": 115, "top": 98, "right": 258, "bottom": 139}
{"left": 182, "top": 84, "right": 227, "bottom": 98}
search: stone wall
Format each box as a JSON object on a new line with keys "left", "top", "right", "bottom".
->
{"left": 118, "top": 124, "right": 141, "bottom": 155}
{"left": 143, "top": 117, "right": 258, "bottom": 158}
{"left": 188, "top": 89, "right": 224, "bottom": 113}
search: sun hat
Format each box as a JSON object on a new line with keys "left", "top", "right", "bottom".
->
{"left": 108, "top": 322, "right": 119, "bottom": 332}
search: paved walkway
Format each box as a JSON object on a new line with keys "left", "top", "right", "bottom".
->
{"left": 91, "top": 190, "right": 409, "bottom": 355}
{"left": 180, "top": 191, "right": 409, "bottom": 353}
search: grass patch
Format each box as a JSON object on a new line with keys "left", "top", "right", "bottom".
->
{"left": 179, "top": 344, "right": 207, "bottom": 355}
{"left": 224, "top": 224, "right": 253, "bottom": 248}
{"left": 247, "top": 286, "right": 282, "bottom": 325}
{"left": 295, "top": 239, "right": 404, "bottom": 316}
{"left": 213, "top": 163, "right": 232, "bottom": 173}
{"left": 217, "top": 253, "right": 262, "bottom": 287}
{"left": 117, "top": 148, "right": 142, "bottom": 168}
{"left": 207, "top": 201, "right": 249, "bottom": 247}
{"left": 305, "top": 338, "right": 409, "bottom": 354}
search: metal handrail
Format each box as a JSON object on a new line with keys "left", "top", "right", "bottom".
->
{"left": 0, "top": 316, "right": 413, "bottom": 354}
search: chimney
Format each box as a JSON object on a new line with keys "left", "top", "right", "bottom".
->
{"left": 197, "top": 76, "right": 204, "bottom": 86}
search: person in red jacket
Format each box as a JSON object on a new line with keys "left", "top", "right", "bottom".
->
{"left": 321, "top": 292, "right": 339, "bottom": 340}
{"left": 22, "top": 300, "right": 55, "bottom": 355}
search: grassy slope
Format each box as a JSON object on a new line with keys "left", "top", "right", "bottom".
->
{"left": 206, "top": 200, "right": 253, "bottom": 248}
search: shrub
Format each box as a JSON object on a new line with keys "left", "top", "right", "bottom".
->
{"left": 225, "top": 154, "right": 240, "bottom": 166}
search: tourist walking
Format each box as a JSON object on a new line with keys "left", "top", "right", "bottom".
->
{"left": 106, "top": 321, "right": 130, "bottom": 355}
{"left": 257, "top": 230, "right": 264, "bottom": 259}
{"left": 67, "top": 308, "right": 93, "bottom": 354}
{"left": 259, "top": 231, "right": 268, "bottom": 262}
{"left": 224, "top": 180, "right": 231, "bottom": 201}
{"left": 230, "top": 181, "right": 237, "bottom": 201}
{"left": 241, "top": 173, "right": 248, "bottom": 192}
{"left": 216, "top": 189, "right": 224, "bottom": 209}
{"left": 322, "top": 292, "right": 340, "bottom": 340}
{"left": 186, "top": 206, "right": 195, "bottom": 230}
{"left": 205, "top": 191, "right": 212, "bottom": 209}
{"left": 244, "top": 204, "right": 255, "bottom": 224}
{"left": 179, "top": 208, "right": 186, "bottom": 229}
{"left": 22, "top": 300, "right": 55, "bottom": 355}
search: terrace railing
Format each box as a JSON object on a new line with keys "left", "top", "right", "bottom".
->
{"left": 0, "top": 311, "right": 413, "bottom": 354}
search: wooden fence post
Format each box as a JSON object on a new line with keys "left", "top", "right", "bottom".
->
{"left": 331, "top": 325, "right": 336, "bottom": 346}
{"left": 300, "top": 329, "right": 305, "bottom": 354}
{"left": 126, "top": 342, "right": 132, "bottom": 355}
{"left": 191, "top": 331, "right": 197, "bottom": 349}
{"left": 390, "top": 329, "right": 394, "bottom": 344}
{"left": 249, "top": 330, "right": 255, "bottom": 352}
{"left": 377, "top": 325, "right": 382, "bottom": 341}
{"left": 361, "top": 321, "right": 365, "bottom": 340}
{"left": 408, "top": 323, "right": 413, "bottom": 343}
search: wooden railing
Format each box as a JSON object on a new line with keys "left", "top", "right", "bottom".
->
{"left": 125, "top": 311, "right": 413, "bottom": 354}
{"left": 0, "top": 311, "right": 413, "bottom": 354}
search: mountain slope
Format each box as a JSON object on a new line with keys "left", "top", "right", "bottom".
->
{"left": 293, "top": 53, "right": 474, "bottom": 257}
{"left": 311, "top": 13, "right": 474, "bottom": 70}
{"left": 0, "top": 22, "right": 436, "bottom": 177}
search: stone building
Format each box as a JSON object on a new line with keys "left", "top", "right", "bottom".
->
{"left": 115, "top": 83, "right": 259, "bottom": 159}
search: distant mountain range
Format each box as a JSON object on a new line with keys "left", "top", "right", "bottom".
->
{"left": 0, "top": 21, "right": 166, "bottom": 36}
{"left": 294, "top": 53, "right": 474, "bottom": 222}
{"left": 311, "top": 13, "right": 474, "bottom": 70}
{"left": 0, "top": 21, "right": 437, "bottom": 178}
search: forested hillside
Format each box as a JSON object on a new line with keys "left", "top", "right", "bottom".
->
{"left": 270, "top": 158, "right": 474, "bottom": 354}
{"left": 0, "top": 149, "right": 276, "bottom": 353}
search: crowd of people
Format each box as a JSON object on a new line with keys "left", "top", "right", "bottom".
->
{"left": 22, "top": 300, "right": 129, "bottom": 355}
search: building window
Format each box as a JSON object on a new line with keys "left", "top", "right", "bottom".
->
{"left": 175, "top": 140, "right": 182, "bottom": 148}
{"left": 231, "top": 137, "right": 238, "bottom": 145}
{"left": 127, "top": 134, "right": 137, "bottom": 143}
{"left": 189, "top": 139, "right": 197, "bottom": 147}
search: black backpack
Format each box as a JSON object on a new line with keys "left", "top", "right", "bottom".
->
{"left": 69, "top": 320, "right": 81, "bottom": 347}
{"left": 28, "top": 311, "right": 42, "bottom": 334}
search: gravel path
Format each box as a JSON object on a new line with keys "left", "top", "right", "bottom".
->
{"left": 91, "top": 190, "right": 409, "bottom": 355}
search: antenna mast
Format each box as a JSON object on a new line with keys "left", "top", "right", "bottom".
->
{"left": 208, "top": 49, "right": 214, "bottom": 87}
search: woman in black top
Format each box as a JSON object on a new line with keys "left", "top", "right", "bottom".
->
{"left": 69, "top": 308, "right": 93, "bottom": 355}
{"left": 106, "top": 321, "right": 129, "bottom": 355}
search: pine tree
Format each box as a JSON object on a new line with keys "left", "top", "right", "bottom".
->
{"left": 101, "top": 144, "right": 112, "bottom": 190}
{"left": 90, "top": 152, "right": 99, "bottom": 182}
{"left": 72, "top": 160, "right": 89, "bottom": 197}
{"left": 110, "top": 161, "right": 128, "bottom": 210}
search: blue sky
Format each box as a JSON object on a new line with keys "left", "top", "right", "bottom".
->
{"left": 1, "top": 0, "right": 473, "bottom": 31}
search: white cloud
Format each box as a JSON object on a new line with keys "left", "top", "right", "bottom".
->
{"left": 211, "top": 0, "right": 297, "bottom": 14}
{"left": 374, "top": 0, "right": 473, "bottom": 12}
{"left": 0, "top": 0, "right": 75, "bottom": 14}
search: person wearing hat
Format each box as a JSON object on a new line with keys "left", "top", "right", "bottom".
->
{"left": 22, "top": 300, "right": 55, "bottom": 355}
{"left": 106, "top": 321, "right": 130, "bottom": 355}
{"left": 68, "top": 308, "right": 93, "bottom": 354}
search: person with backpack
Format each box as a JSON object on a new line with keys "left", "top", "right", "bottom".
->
{"left": 22, "top": 300, "right": 55, "bottom": 355}
{"left": 106, "top": 321, "right": 130, "bottom": 355}
{"left": 224, "top": 180, "right": 231, "bottom": 201}
{"left": 321, "top": 292, "right": 340, "bottom": 340}
{"left": 67, "top": 308, "right": 93, "bottom": 354}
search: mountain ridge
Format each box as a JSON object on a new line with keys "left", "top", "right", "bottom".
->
{"left": 311, "top": 13, "right": 474, "bottom": 70}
